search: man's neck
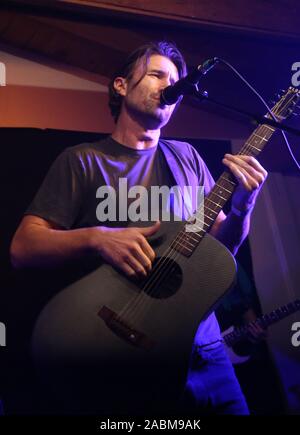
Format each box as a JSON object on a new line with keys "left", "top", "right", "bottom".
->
{"left": 111, "top": 111, "right": 160, "bottom": 150}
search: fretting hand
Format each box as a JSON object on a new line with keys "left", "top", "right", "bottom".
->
{"left": 222, "top": 154, "right": 268, "bottom": 213}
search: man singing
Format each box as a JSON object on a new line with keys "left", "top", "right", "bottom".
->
{"left": 11, "top": 41, "right": 267, "bottom": 414}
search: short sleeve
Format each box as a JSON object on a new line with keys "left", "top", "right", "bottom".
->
{"left": 25, "top": 149, "right": 85, "bottom": 229}
{"left": 189, "top": 145, "right": 215, "bottom": 195}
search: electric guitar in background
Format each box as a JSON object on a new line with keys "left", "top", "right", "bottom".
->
{"left": 31, "top": 88, "right": 300, "bottom": 413}
{"left": 222, "top": 299, "right": 300, "bottom": 365}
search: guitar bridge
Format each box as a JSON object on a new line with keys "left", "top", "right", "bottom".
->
{"left": 98, "top": 305, "right": 155, "bottom": 350}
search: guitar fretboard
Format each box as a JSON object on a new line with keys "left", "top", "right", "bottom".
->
{"left": 171, "top": 122, "right": 276, "bottom": 257}
{"left": 224, "top": 299, "right": 300, "bottom": 347}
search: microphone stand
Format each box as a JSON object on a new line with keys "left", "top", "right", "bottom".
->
{"left": 191, "top": 89, "right": 300, "bottom": 137}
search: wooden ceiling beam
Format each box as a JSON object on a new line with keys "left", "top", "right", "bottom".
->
{"left": 0, "top": 9, "right": 125, "bottom": 77}
{"left": 4, "top": 0, "right": 300, "bottom": 40}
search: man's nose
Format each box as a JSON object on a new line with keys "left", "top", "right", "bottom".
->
{"left": 162, "top": 75, "right": 172, "bottom": 88}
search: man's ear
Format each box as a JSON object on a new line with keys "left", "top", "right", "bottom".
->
{"left": 113, "top": 77, "right": 127, "bottom": 97}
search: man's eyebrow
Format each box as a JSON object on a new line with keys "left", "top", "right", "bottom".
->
{"left": 148, "top": 69, "right": 177, "bottom": 82}
{"left": 148, "top": 69, "right": 165, "bottom": 74}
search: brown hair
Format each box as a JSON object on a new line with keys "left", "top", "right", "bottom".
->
{"left": 108, "top": 41, "right": 187, "bottom": 122}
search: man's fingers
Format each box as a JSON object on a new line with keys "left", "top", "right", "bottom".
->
{"left": 121, "top": 263, "right": 137, "bottom": 279}
{"left": 223, "top": 160, "right": 258, "bottom": 191}
{"left": 131, "top": 244, "right": 153, "bottom": 272}
{"left": 138, "top": 221, "right": 161, "bottom": 237}
{"left": 233, "top": 155, "right": 268, "bottom": 178}
{"left": 223, "top": 154, "right": 267, "bottom": 183}
{"left": 139, "top": 238, "right": 156, "bottom": 263}
{"left": 125, "top": 254, "right": 147, "bottom": 277}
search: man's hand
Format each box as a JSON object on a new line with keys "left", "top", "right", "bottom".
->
{"left": 92, "top": 221, "right": 161, "bottom": 279}
{"left": 247, "top": 321, "right": 268, "bottom": 344}
{"left": 222, "top": 154, "right": 268, "bottom": 212}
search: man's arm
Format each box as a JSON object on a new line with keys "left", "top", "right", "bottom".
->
{"left": 10, "top": 215, "right": 96, "bottom": 269}
{"left": 210, "top": 209, "right": 250, "bottom": 256}
{"left": 10, "top": 215, "right": 159, "bottom": 278}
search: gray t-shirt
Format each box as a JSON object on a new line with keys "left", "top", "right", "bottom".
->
{"left": 26, "top": 136, "right": 222, "bottom": 346}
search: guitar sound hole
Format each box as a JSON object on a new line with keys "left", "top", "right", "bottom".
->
{"left": 141, "top": 257, "right": 182, "bottom": 299}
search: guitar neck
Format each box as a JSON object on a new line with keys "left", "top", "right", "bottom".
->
{"left": 202, "top": 122, "right": 276, "bottom": 233}
{"left": 224, "top": 299, "right": 300, "bottom": 347}
{"left": 171, "top": 122, "right": 276, "bottom": 257}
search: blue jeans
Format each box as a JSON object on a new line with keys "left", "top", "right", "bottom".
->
{"left": 183, "top": 342, "right": 249, "bottom": 415}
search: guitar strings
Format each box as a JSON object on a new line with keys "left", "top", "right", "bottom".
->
{"left": 116, "top": 134, "right": 257, "bottom": 326}
{"left": 119, "top": 135, "right": 262, "bottom": 325}
{"left": 115, "top": 91, "right": 296, "bottom": 327}
{"left": 116, "top": 119, "right": 275, "bottom": 325}
{"left": 116, "top": 120, "right": 278, "bottom": 328}
{"left": 131, "top": 90, "right": 299, "bottom": 315}
{"left": 116, "top": 107, "right": 285, "bottom": 326}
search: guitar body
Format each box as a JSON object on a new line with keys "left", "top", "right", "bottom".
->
{"left": 30, "top": 87, "right": 300, "bottom": 414}
{"left": 32, "top": 221, "right": 236, "bottom": 414}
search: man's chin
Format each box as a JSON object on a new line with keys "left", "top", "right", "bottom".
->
{"left": 143, "top": 115, "right": 169, "bottom": 130}
{"left": 128, "top": 104, "right": 171, "bottom": 129}
{"left": 145, "top": 108, "right": 171, "bottom": 127}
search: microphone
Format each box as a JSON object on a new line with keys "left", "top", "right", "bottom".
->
{"left": 160, "top": 57, "right": 219, "bottom": 105}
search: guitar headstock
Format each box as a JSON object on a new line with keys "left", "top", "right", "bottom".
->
{"left": 269, "top": 87, "right": 300, "bottom": 121}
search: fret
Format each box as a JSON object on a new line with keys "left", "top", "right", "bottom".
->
{"left": 205, "top": 210, "right": 218, "bottom": 220}
{"left": 185, "top": 221, "right": 210, "bottom": 237}
{"left": 167, "top": 88, "right": 300, "bottom": 260}
{"left": 215, "top": 182, "right": 231, "bottom": 194}
{"left": 180, "top": 227, "right": 203, "bottom": 239}
{"left": 193, "top": 222, "right": 211, "bottom": 233}
{"left": 210, "top": 191, "right": 227, "bottom": 202}
{"left": 171, "top": 238, "right": 193, "bottom": 252}
{"left": 224, "top": 298, "right": 300, "bottom": 348}
{"left": 181, "top": 238, "right": 196, "bottom": 249}
{"left": 193, "top": 218, "right": 211, "bottom": 229}
{"left": 204, "top": 205, "right": 218, "bottom": 216}
{"left": 252, "top": 133, "right": 268, "bottom": 142}
{"left": 261, "top": 125, "right": 276, "bottom": 133}
{"left": 186, "top": 214, "right": 211, "bottom": 229}
{"left": 220, "top": 175, "right": 236, "bottom": 186}
{"left": 203, "top": 214, "right": 214, "bottom": 222}
{"left": 281, "top": 306, "right": 288, "bottom": 315}
{"left": 181, "top": 227, "right": 206, "bottom": 241}
{"left": 287, "top": 302, "right": 298, "bottom": 312}
{"left": 276, "top": 308, "right": 285, "bottom": 318}
{"left": 243, "top": 142, "right": 261, "bottom": 153}
{"left": 206, "top": 198, "right": 223, "bottom": 208}
{"left": 182, "top": 232, "right": 200, "bottom": 244}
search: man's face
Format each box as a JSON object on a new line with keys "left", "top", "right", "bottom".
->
{"left": 119, "top": 54, "right": 180, "bottom": 129}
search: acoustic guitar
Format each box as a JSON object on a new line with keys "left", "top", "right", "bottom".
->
{"left": 31, "top": 88, "right": 300, "bottom": 413}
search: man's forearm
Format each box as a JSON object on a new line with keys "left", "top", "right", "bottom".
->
{"left": 10, "top": 224, "right": 96, "bottom": 269}
{"left": 213, "top": 210, "right": 251, "bottom": 256}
